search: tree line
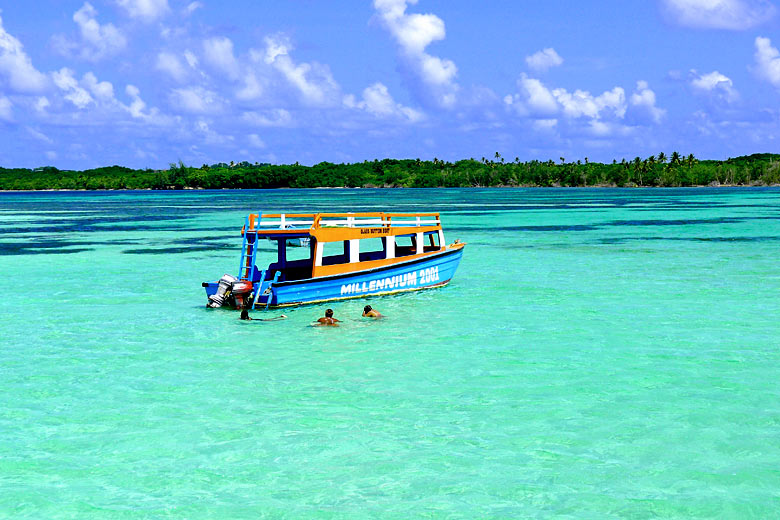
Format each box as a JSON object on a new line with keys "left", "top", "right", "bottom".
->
{"left": 1, "top": 153, "right": 779, "bottom": 190}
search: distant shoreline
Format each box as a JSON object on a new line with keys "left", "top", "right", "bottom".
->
{"left": 3, "top": 183, "right": 780, "bottom": 193}
{"left": 2, "top": 154, "right": 779, "bottom": 190}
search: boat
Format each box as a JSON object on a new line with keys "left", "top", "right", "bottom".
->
{"left": 202, "top": 211, "right": 466, "bottom": 309}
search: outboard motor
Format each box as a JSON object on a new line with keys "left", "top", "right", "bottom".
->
{"left": 229, "top": 280, "right": 254, "bottom": 310}
{"left": 207, "top": 274, "right": 238, "bottom": 308}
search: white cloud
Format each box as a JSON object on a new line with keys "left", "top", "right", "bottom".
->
{"left": 504, "top": 75, "right": 666, "bottom": 138}
{"left": 507, "top": 75, "right": 627, "bottom": 121}
{"left": 35, "top": 97, "right": 50, "bottom": 113}
{"left": 554, "top": 86, "right": 627, "bottom": 118}
{"left": 526, "top": 48, "right": 563, "bottom": 73}
{"left": 116, "top": 0, "right": 170, "bottom": 21}
{"left": 659, "top": 0, "right": 775, "bottom": 29}
{"left": 373, "top": 0, "right": 459, "bottom": 108}
{"left": 124, "top": 84, "right": 162, "bottom": 121}
{"left": 53, "top": 2, "right": 127, "bottom": 62}
{"left": 203, "top": 37, "right": 240, "bottom": 80}
{"left": 170, "top": 86, "right": 224, "bottom": 113}
{"left": 26, "top": 126, "right": 53, "bottom": 144}
{"left": 184, "top": 50, "right": 199, "bottom": 69}
{"left": 0, "top": 15, "right": 48, "bottom": 93}
{"left": 125, "top": 85, "right": 145, "bottom": 116}
{"left": 248, "top": 133, "right": 265, "bottom": 148}
{"left": 0, "top": 95, "right": 12, "bottom": 121}
{"left": 52, "top": 68, "right": 94, "bottom": 109}
{"left": 242, "top": 109, "right": 293, "bottom": 127}
{"left": 183, "top": 2, "right": 203, "bottom": 16}
{"left": 262, "top": 36, "right": 340, "bottom": 106}
{"left": 194, "top": 118, "right": 233, "bottom": 145}
{"left": 689, "top": 70, "right": 738, "bottom": 102}
{"left": 517, "top": 75, "right": 558, "bottom": 115}
{"left": 83, "top": 72, "right": 114, "bottom": 101}
{"left": 753, "top": 36, "right": 780, "bottom": 87}
{"left": 343, "top": 82, "right": 423, "bottom": 122}
{"left": 156, "top": 52, "right": 187, "bottom": 82}
{"left": 236, "top": 72, "right": 264, "bottom": 101}
{"left": 630, "top": 81, "right": 666, "bottom": 123}
{"left": 533, "top": 118, "right": 558, "bottom": 131}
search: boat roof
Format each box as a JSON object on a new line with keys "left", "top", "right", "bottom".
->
{"left": 243, "top": 212, "right": 443, "bottom": 242}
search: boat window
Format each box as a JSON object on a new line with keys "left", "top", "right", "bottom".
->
{"left": 321, "top": 240, "right": 349, "bottom": 266}
{"left": 426, "top": 231, "right": 440, "bottom": 250}
{"left": 394, "top": 234, "right": 416, "bottom": 257}
{"left": 285, "top": 238, "right": 312, "bottom": 262}
{"left": 359, "top": 237, "right": 385, "bottom": 262}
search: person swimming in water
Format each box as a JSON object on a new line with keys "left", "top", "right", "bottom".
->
{"left": 240, "top": 301, "right": 286, "bottom": 321}
{"left": 362, "top": 305, "right": 382, "bottom": 318}
{"left": 316, "top": 308, "right": 340, "bottom": 326}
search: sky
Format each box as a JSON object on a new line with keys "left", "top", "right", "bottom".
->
{"left": 1, "top": 0, "right": 780, "bottom": 169}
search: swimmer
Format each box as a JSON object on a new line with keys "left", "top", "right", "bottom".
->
{"left": 316, "top": 308, "right": 340, "bottom": 326}
{"left": 362, "top": 305, "right": 383, "bottom": 318}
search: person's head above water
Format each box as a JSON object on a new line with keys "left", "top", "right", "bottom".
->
{"left": 364, "top": 305, "right": 372, "bottom": 313}
{"left": 325, "top": 308, "right": 334, "bottom": 318}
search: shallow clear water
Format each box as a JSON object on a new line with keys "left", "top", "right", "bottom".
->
{"left": 1, "top": 188, "right": 779, "bottom": 518}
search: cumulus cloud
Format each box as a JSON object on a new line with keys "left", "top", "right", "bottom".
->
{"left": 526, "top": 48, "right": 563, "bottom": 73}
{"left": 248, "top": 133, "right": 265, "bottom": 148}
{"left": 506, "top": 74, "right": 626, "bottom": 120}
{"left": 659, "top": 0, "right": 776, "bottom": 29}
{"left": 203, "top": 37, "right": 240, "bottom": 80}
{"left": 35, "top": 97, "right": 50, "bottom": 113}
{"left": 343, "top": 82, "right": 423, "bottom": 121}
{"left": 0, "top": 95, "right": 12, "bottom": 121}
{"left": 630, "top": 81, "right": 666, "bottom": 123}
{"left": 183, "top": 2, "right": 203, "bottom": 16}
{"left": 170, "top": 86, "right": 224, "bottom": 114}
{"left": 373, "top": 0, "right": 459, "bottom": 108}
{"left": 52, "top": 2, "right": 127, "bottom": 62}
{"left": 555, "top": 86, "right": 626, "bottom": 119}
{"left": 689, "top": 69, "right": 738, "bottom": 102}
{"left": 242, "top": 109, "right": 293, "bottom": 127}
{"left": 0, "top": 15, "right": 48, "bottom": 93}
{"left": 116, "top": 0, "right": 170, "bottom": 21}
{"left": 124, "top": 84, "right": 161, "bottom": 121}
{"left": 753, "top": 36, "right": 780, "bottom": 87}
{"left": 510, "top": 75, "right": 557, "bottom": 116}
{"left": 52, "top": 68, "right": 94, "bottom": 109}
{"left": 156, "top": 52, "right": 187, "bottom": 82}
{"left": 262, "top": 35, "right": 340, "bottom": 106}
{"left": 505, "top": 75, "right": 667, "bottom": 138}
{"left": 26, "top": 126, "right": 53, "bottom": 144}
{"left": 82, "top": 71, "right": 114, "bottom": 101}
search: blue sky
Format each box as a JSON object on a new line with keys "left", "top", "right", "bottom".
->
{"left": 1, "top": 0, "right": 780, "bottom": 169}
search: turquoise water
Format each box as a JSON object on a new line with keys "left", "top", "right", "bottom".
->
{"left": 1, "top": 188, "right": 779, "bottom": 518}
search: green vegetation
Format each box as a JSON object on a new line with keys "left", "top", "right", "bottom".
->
{"left": 2, "top": 154, "right": 780, "bottom": 190}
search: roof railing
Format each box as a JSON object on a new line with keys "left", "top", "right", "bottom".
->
{"left": 246, "top": 212, "right": 441, "bottom": 232}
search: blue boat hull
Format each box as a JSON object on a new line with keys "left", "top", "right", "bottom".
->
{"left": 263, "top": 247, "right": 464, "bottom": 307}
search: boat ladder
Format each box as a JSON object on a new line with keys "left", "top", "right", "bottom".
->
{"left": 238, "top": 213, "right": 261, "bottom": 281}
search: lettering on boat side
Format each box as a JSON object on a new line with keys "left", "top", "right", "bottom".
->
{"left": 360, "top": 228, "right": 390, "bottom": 235}
{"left": 339, "top": 267, "right": 440, "bottom": 295}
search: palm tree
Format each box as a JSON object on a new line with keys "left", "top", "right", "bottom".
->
{"left": 670, "top": 151, "right": 681, "bottom": 166}
{"left": 686, "top": 153, "right": 697, "bottom": 168}
{"left": 657, "top": 152, "right": 667, "bottom": 164}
